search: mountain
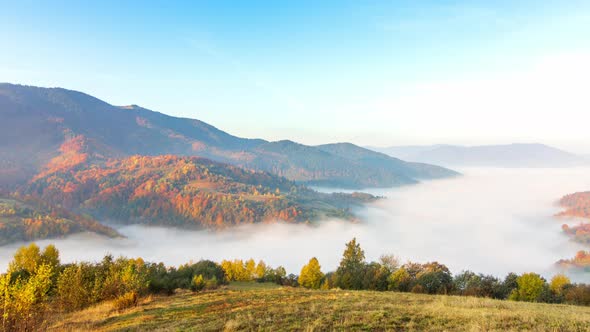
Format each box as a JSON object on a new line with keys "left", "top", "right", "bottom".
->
{"left": 368, "top": 144, "right": 586, "bottom": 168}
{"left": 0, "top": 83, "right": 456, "bottom": 190}
{"left": 23, "top": 155, "right": 376, "bottom": 228}
{"left": 316, "top": 143, "right": 458, "bottom": 183}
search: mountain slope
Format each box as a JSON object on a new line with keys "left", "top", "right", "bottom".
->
{"left": 370, "top": 144, "right": 585, "bottom": 168}
{"left": 317, "top": 143, "right": 459, "bottom": 182}
{"left": 0, "top": 83, "right": 457, "bottom": 189}
{"left": 0, "top": 197, "right": 120, "bottom": 245}
{"left": 23, "top": 154, "right": 375, "bottom": 228}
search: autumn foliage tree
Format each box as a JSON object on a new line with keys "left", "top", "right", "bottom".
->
{"left": 298, "top": 257, "right": 324, "bottom": 289}
{"left": 509, "top": 273, "right": 546, "bottom": 302}
{"left": 0, "top": 244, "right": 58, "bottom": 331}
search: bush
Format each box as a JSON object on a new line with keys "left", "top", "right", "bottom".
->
{"left": 191, "top": 275, "right": 206, "bottom": 292}
{"left": 205, "top": 276, "right": 219, "bottom": 290}
{"left": 113, "top": 291, "right": 139, "bottom": 311}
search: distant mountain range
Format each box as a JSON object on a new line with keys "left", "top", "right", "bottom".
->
{"left": 367, "top": 144, "right": 588, "bottom": 168}
{"left": 0, "top": 83, "right": 457, "bottom": 190}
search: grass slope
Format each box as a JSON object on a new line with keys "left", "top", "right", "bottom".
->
{"left": 50, "top": 284, "right": 590, "bottom": 331}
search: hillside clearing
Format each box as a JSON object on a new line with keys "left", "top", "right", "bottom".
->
{"left": 49, "top": 285, "right": 590, "bottom": 331}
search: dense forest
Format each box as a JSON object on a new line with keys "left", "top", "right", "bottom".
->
{"left": 1, "top": 239, "right": 589, "bottom": 331}
{"left": 558, "top": 191, "right": 590, "bottom": 219}
{"left": 23, "top": 152, "right": 376, "bottom": 229}
{"left": 557, "top": 191, "right": 590, "bottom": 246}
{"left": 0, "top": 197, "right": 119, "bottom": 245}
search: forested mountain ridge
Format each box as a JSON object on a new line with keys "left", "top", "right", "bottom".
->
{"left": 22, "top": 153, "right": 376, "bottom": 228}
{"left": 0, "top": 83, "right": 457, "bottom": 189}
{"left": 0, "top": 196, "right": 120, "bottom": 245}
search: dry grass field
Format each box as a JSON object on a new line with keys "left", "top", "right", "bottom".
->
{"left": 49, "top": 283, "right": 590, "bottom": 331}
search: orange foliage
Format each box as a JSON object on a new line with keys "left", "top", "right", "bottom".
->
{"left": 25, "top": 155, "right": 307, "bottom": 228}
{"left": 557, "top": 251, "right": 590, "bottom": 270}
{"left": 557, "top": 192, "right": 590, "bottom": 245}
{"left": 557, "top": 191, "right": 590, "bottom": 219}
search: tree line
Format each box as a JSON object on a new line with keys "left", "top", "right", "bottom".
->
{"left": 1, "top": 239, "right": 589, "bottom": 331}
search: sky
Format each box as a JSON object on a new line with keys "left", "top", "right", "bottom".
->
{"left": 1, "top": 1, "right": 590, "bottom": 153}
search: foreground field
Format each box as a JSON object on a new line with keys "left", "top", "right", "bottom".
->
{"left": 50, "top": 283, "right": 590, "bottom": 331}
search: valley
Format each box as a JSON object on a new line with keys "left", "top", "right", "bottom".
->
{"left": 3, "top": 2, "right": 590, "bottom": 330}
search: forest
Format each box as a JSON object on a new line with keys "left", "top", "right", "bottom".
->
{"left": 19, "top": 152, "right": 375, "bottom": 234}
{"left": 1, "top": 239, "right": 589, "bottom": 331}
{"left": 558, "top": 191, "right": 590, "bottom": 220}
{"left": 0, "top": 196, "right": 119, "bottom": 245}
{"left": 557, "top": 191, "right": 590, "bottom": 249}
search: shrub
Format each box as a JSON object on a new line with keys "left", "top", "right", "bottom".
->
{"left": 113, "top": 291, "right": 139, "bottom": 311}
{"left": 0, "top": 263, "right": 54, "bottom": 331}
{"left": 205, "top": 276, "right": 219, "bottom": 290}
{"left": 191, "top": 275, "right": 206, "bottom": 292}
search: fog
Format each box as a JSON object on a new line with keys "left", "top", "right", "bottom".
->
{"left": 1, "top": 168, "right": 589, "bottom": 281}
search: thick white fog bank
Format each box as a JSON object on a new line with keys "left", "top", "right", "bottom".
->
{"left": 0, "top": 168, "right": 589, "bottom": 281}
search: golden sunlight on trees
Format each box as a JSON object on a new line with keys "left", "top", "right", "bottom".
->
{"left": 550, "top": 274, "right": 571, "bottom": 296}
{"left": 298, "top": 257, "right": 324, "bottom": 289}
{"left": 510, "top": 273, "right": 546, "bottom": 302}
{"left": 0, "top": 240, "right": 588, "bottom": 331}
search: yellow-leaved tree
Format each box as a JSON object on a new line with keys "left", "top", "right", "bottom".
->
{"left": 299, "top": 257, "right": 324, "bottom": 289}
{"left": 550, "top": 274, "right": 571, "bottom": 296}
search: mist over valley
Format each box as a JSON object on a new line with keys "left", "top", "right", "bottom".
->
{"left": 2, "top": 167, "right": 587, "bottom": 282}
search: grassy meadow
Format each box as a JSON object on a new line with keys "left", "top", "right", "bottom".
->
{"left": 49, "top": 283, "right": 590, "bottom": 332}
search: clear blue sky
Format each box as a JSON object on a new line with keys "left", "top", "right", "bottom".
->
{"left": 2, "top": 1, "right": 590, "bottom": 152}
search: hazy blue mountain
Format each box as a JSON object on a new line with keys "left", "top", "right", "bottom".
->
{"left": 0, "top": 83, "right": 457, "bottom": 189}
{"left": 368, "top": 144, "right": 587, "bottom": 168}
{"left": 316, "top": 143, "right": 459, "bottom": 181}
